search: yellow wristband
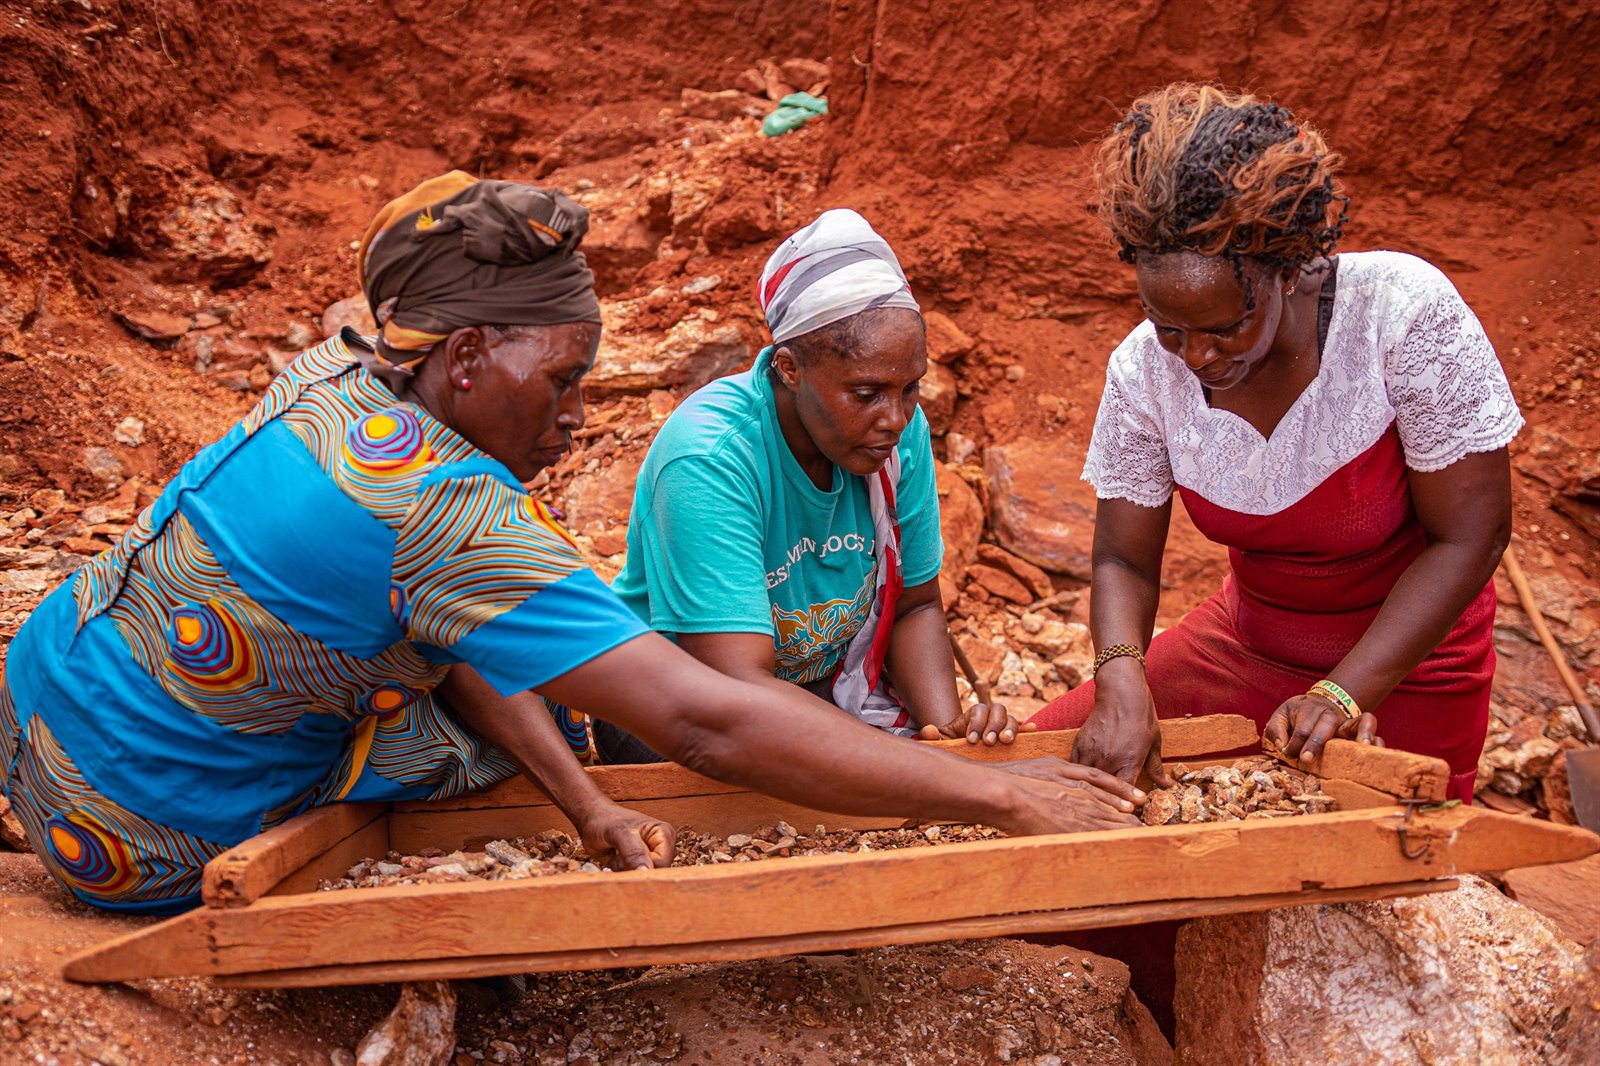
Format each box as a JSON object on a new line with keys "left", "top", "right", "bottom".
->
{"left": 1307, "top": 679, "right": 1362, "bottom": 720}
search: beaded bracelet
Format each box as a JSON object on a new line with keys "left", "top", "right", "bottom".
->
{"left": 1092, "top": 643, "right": 1146, "bottom": 677}
{"left": 1307, "top": 679, "right": 1362, "bottom": 720}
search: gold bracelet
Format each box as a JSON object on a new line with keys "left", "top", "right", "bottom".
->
{"left": 1092, "top": 643, "right": 1145, "bottom": 677}
{"left": 1307, "top": 679, "right": 1362, "bottom": 720}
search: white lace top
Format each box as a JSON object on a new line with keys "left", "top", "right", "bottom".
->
{"left": 1082, "top": 251, "right": 1524, "bottom": 516}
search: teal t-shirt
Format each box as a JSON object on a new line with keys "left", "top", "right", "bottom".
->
{"left": 611, "top": 354, "right": 944, "bottom": 685}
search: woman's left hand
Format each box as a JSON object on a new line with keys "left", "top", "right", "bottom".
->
{"left": 573, "top": 801, "right": 676, "bottom": 871}
{"left": 1263, "top": 694, "right": 1382, "bottom": 765}
{"left": 919, "top": 703, "right": 1037, "bottom": 746}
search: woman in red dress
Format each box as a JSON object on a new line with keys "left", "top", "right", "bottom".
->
{"left": 1031, "top": 85, "right": 1521, "bottom": 801}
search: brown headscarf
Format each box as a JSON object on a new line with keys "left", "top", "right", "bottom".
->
{"left": 356, "top": 172, "right": 600, "bottom": 378}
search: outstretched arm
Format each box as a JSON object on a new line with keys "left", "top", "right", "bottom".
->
{"left": 538, "top": 631, "right": 1146, "bottom": 837}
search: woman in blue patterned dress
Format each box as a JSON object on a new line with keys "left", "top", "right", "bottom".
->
{"left": 0, "top": 174, "right": 1141, "bottom": 914}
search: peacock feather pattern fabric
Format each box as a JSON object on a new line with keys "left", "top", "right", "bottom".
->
{"left": 0, "top": 335, "right": 646, "bottom": 912}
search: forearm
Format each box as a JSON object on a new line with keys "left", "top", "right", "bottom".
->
{"left": 1088, "top": 553, "right": 1162, "bottom": 653}
{"left": 542, "top": 636, "right": 1020, "bottom": 826}
{"left": 885, "top": 600, "right": 962, "bottom": 728}
{"left": 1328, "top": 537, "right": 1504, "bottom": 710}
{"left": 440, "top": 666, "right": 614, "bottom": 824}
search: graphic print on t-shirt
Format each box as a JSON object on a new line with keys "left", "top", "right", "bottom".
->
{"left": 772, "top": 565, "right": 876, "bottom": 684}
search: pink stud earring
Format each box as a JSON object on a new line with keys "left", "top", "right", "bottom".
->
{"left": 460, "top": 378, "right": 472, "bottom": 390}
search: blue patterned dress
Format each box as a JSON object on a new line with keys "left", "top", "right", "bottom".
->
{"left": 0, "top": 335, "right": 645, "bottom": 912}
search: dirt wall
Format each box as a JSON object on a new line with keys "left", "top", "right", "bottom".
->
{"left": 826, "top": 0, "right": 1600, "bottom": 194}
{"left": 0, "top": 0, "right": 828, "bottom": 309}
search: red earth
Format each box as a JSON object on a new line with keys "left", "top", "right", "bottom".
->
{"left": 1, "top": 0, "right": 1597, "bottom": 1061}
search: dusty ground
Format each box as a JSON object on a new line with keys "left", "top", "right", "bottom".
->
{"left": 1, "top": 0, "right": 1598, "bottom": 1061}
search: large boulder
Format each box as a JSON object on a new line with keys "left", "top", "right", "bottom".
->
{"left": 560, "top": 450, "right": 645, "bottom": 539}
{"left": 984, "top": 437, "right": 1096, "bottom": 579}
{"left": 354, "top": 980, "right": 456, "bottom": 1066}
{"left": 589, "top": 305, "right": 752, "bottom": 397}
{"left": 1173, "top": 875, "right": 1599, "bottom": 1064}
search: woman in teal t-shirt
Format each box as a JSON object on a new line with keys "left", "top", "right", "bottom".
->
{"left": 610, "top": 210, "right": 1028, "bottom": 761}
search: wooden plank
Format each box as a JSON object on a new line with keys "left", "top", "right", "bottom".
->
{"left": 214, "top": 878, "right": 1459, "bottom": 989}
{"left": 394, "top": 714, "right": 1262, "bottom": 815}
{"left": 1319, "top": 779, "right": 1401, "bottom": 810}
{"left": 201, "top": 803, "right": 386, "bottom": 909}
{"left": 1282, "top": 739, "right": 1450, "bottom": 801}
{"left": 62, "top": 909, "right": 217, "bottom": 984}
{"left": 923, "top": 713, "right": 1257, "bottom": 765}
{"left": 90, "top": 805, "right": 1594, "bottom": 980}
{"left": 268, "top": 816, "right": 393, "bottom": 898}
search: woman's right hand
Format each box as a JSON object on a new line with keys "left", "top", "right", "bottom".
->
{"left": 1070, "top": 658, "right": 1174, "bottom": 788}
{"left": 991, "top": 759, "right": 1145, "bottom": 834}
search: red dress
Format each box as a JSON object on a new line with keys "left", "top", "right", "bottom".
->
{"left": 1032, "top": 252, "right": 1522, "bottom": 801}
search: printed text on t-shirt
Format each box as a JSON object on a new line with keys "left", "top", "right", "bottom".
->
{"left": 765, "top": 532, "right": 875, "bottom": 590}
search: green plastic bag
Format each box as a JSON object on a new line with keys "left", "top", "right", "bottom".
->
{"left": 762, "top": 93, "right": 829, "bottom": 137}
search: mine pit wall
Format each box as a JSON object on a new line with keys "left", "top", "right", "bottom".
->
{"left": 0, "top": 0, "right": 829, "bottom": 296}
{"left": 821, "top": 0, "right": 1600, "bottom": 302}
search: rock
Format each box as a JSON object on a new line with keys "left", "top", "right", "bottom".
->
{"left": 919, "top": 360, "right": 957, "bottom": 435}
{"left": 923, "top": 310, "right": 975, "bottom": 364}
{"left": 1505, "top": 854, "right": 1600, "bottom": 945}
{"left": 80, "top": 447, "right": 126, "bottom": 486}
{"left": 156, "top": 181, "right": 274, "bottom": 285}
{"left": 269, "top": 348, "right": 299, "bottom": 376}
{"left": 584, "top": 211, "right": 663, "bottom": 296}
{"left": 683, "top": 275, "right": 722, "bottom": 296}
{"left": 322, "top": 294, "right": 376, "bottom": 339}
{"left": 936, "top": 460, "right": 983, "bottom": 582}
{"left": 1174, "top": 875, "right": 1595, "bottom": 1064}
{"left": 0, "top": 570, "right": 55, "bottom": 596}
{"left": 984, "top": 438, "right": 1096, "bottom": 578}
{"left": 28, "top": 489, "right": 65, "bottom": 517}
{"left": 956, "top": 633, "right": 1007, "bottom": 688}
{"left": 1484, "top": 734, "right": 1561, "bottom": 789}
{"left": 669, "top": 174, "right": 723, "bottom": 236}
{"left": 940, "top": 964, "right": 991, "bottom": 992}
{"left": 976, "top": 543, "right": 1053, "bottom": 600}
{"left": 967, "top": 563, "right": 1032, "bottom": 605}
{"left": 355, "top": 981, "right": 456, "bottom": 1066}
{"left": 1016, "top": 618, "right": 1090, "bottom": 662}
{"left": 1546, "top": 750, "right": 1577, "bottom": 825}
{"left": 116, "top": 309, "right": 191, "bottom": 344}
{"left": 561, "top": 451, "right": 644, "bottom": 536}
{"left": 779, "top": 57, "right": 831, "bottom": 90}
{"left": 945, "top": 431, "right": 977, "bottom": 466}
{"left": 701, "top": 187, "right": 778, "bottom": 252}
{"left": 74, "top": 1040, "right": 129, "bottom": 1066}
{"left": 589, "top": 306, "right": 751, "bottom": 396}
{"left": 213, "top": 369, "right": 255, "bottom": 392}
{"left": 680, "top": 87, "right": 757, "bottom": 121}
{"left": 112, "top": 416, "right": 145, "bottom": 447}
{"left": 0, "top": 795, "right": 30, "bottom": 851}
{"left": 284, "top": 321, "right": 317, "bottom": 350}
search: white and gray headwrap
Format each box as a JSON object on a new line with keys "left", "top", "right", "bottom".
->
{"left": 757, "top": 209, "right": 920, "bottom": 344}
